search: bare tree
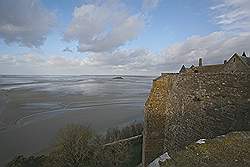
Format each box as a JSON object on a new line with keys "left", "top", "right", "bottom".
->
{"left": 45, "top": 124, "right": 101, "bottom": 167}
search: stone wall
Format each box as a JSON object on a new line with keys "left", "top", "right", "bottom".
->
{"left": 103, "top": 135, "right": 142, "bottom": 166}
{"left": 224, "top": 55, "right": 249, "bottom": 73}
{"left": 143, "top": 72, "right": 250, "bottom": 166}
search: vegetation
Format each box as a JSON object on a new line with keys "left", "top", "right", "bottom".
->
{"left": 44, "top": 125, "right": 101, "bottom": 167}
{"left": 105, "top": 122, "right": 143, "bottom": 143}
{"left": 6, "top": 155, "right": 47, "bottom": 167}
{"left": 6, "top": 122, "right": 143, "bottom": 167}
{"left": 160, "top": 131, "right": 250, "bottom": 167}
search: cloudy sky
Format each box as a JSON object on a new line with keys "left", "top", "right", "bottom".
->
{"left": 0, "top": 0, "right": 250, "bottom": 75}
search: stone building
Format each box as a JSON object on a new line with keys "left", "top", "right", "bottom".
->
{"left": 143, "top": 53, "right": 250, "bottom": 166}
{"left": 181, "top": 52, "right": 250, "bottom": 74}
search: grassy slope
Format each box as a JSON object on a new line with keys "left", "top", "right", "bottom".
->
{"left": 161, "top": 131, "right": 250, "bottom": 167}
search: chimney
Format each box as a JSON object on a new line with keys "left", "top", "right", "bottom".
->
{"left": 199, "top": 58, "right": 202, "bottom": 67}
{"left": 224, "top": 60, "right": 227, "bottom": 64}
{"left": 242, "top": 52, "right": 247, "bottom": 57}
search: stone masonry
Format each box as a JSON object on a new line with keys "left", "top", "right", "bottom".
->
{"left": 143, "top": 53, "right": 250, "bottom": 166}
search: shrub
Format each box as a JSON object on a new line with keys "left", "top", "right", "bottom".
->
{"left": 6, "top": 155, "right": 46, "bottom": 167}
{"left": 44, "top": 124, "right": 101, "bottom": 167}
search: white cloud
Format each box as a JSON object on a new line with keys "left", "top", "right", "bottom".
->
{"left": 64, "top": 1, "right": 144, "bottom": 52}
{"left": 0, "top": 50, "right": 158, "bottom": 75}
{"left": 83, "top": 49, "right": 162, "bottom": 73}
{"left": 0, "top": 54, "right": 17, "bottom": 64}
{"left": 1, "top": 31, "right": 250, "bottom": 75}
{"left": 48, "top": 56, "right": 81, "bottom": 67}
{"left": 21, "top": 54, "right": 46, "bottom": 65}
{"left": 211, "top": 0, "right": 250, "bottom": 32}
{"left": 160, "top": 32, "right": 250, "bottom": 70}
{"left": 1, "top": 1, "right": 250, "bottom": 75}
{"left": 142, "top": 0, "right": 160, "bottom": 11}
{"left": 83, "top": 32, "right": 250, "bottom": 73}
{"left": 0, "top": 0, "right": 55, "bottom": 47}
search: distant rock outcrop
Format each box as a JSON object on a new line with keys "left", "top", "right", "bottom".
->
{"left": 112, "top": 76, "right": 124, "bottom": 80}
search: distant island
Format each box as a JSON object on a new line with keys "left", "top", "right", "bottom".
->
{"left": 112, "top": 76, "right": 124, "bottom": 79}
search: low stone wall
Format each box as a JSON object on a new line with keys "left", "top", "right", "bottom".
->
{"left": 103, "top": 135, "right": 143, "bottom": 166}
{"left": 143, "top": 72, "right": 250, "bottom": 166}
{"left": 104, "top": 135, "right": 142, "bottom": 147}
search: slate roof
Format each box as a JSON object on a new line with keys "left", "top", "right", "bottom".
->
{"left": 191, "top": 64, "right": 225, "bottom": 73}
{"left": 179, "top": 65, "right": 186, "bottom": 73}
{"left": 239, "top": 55, "right": 250, "bottom": 66}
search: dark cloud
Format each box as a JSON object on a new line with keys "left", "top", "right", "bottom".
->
{"left": 63, "top": 47, "right": 73, "bottom": 53}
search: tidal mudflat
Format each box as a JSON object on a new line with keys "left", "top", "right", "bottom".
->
{"left": 0, "top": 75, "right": 154, "bottom": 165}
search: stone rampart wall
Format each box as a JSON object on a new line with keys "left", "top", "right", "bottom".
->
{"left": 143, "top": 72, "right": 250, "bottom": 166}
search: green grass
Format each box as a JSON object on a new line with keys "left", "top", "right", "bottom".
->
{"left": 161, "top": 131, "right": 250, "bottom": 167}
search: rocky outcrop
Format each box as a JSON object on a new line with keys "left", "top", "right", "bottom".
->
{"left": 112, "top": 76, "right": 124, "bottom": 79}
{"left": 143, "top": 72, "right": 250, "bottom": 166}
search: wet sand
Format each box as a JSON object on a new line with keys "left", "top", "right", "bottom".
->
{"left": 0, "top": 75, "right": 153, "bottom": 165}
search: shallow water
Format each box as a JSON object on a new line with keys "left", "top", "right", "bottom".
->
{"left": 0, "top": 75, "right": 154, "bottom": 165}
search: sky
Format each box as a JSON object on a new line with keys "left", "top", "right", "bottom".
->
{"left": 0, "top": 0, "right": 250, "bottom": 75}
